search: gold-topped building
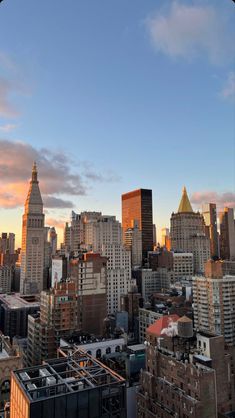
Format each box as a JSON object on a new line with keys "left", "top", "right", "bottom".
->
{"left": 20, "top": 163, "right": 45, "bottom": 295}
{"left": 171, "top": 187, "right": 210, "bottom": 274}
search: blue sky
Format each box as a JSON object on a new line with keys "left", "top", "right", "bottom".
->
{"left": 0, "top": 0, "right": 234, "bottom": 245}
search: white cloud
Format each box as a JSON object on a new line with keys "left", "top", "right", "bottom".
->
{"left": 146, "top": 2, "right": 234, "bottom": 65}
{"left": 220, "top": 72, "right": 235, "bottom": 101}
{"left": 0, "top": 123, "right": 17, "bottom": 132}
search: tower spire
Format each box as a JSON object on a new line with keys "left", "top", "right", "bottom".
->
{"left": 178, "top": 186, "right": 193, "bottom": 213}
{"left": 32, "top": 161, "right": 38, "bottom": 182}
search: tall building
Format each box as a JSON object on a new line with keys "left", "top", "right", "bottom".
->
{"left": 0, "top": 233, "right": 15, "bottom": 255}
{"left": 170, "top": 187, "right": 210, "bottom": 273}
{"left": 202, "top": 203, "right": 219, "bottom": 258}
{"left": 124, "top": 220, "right": 142, "bottom": 267}
{"left": 137, "top": 316, "right": 235, "bottom": 417}
{"left": 122, "top": 189, "right": 153, "bottom": 262}
{"left": 26, "top": 280, "right": 77, "bottom": 366}
{"left": 0, "top": 265, "right": 12, "bottom": 293}
{"left": 173, "top": 252, "right": 193, "bottom": 282}
{"left": 219, "top": 207, "right": 235, "bottom": 260}
{"left": 49, "top": 227, "right": 57, "bottom": 255}
{"left": 161, "top": 227, "right": 169, "bottom": 248}
{"left": 20, "top": 163, "right": 45, "bottom": 295}
{"left": 193, "top": 259, "right": 235, "bottom": 345}
{"left": 70, "top": 253, "right": 107, "bottom": 335}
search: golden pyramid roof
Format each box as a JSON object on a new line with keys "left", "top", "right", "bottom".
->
{"left": 178, "top": 187, "right": 193, "bottom": 213}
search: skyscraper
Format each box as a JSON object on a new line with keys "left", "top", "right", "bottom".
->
{"left": 202, "top": 203, "right": 219, "bottom": 259}
{"left": 122, "top": 188, "right": 153, "bottom": 262}
{"left": 193, "top": 259, "right": 235, "bottom": 345}
{"left": 20, "top": 163, "right": 45, "bottom": 295}
{"left": 219, "top": 207, "right": 235, "bottom": 261}
{"left": 170, "top": 187, "right": 210, "bottom": 273}
{"left": 49, "top": 227, "right": 57, "bottom": 255}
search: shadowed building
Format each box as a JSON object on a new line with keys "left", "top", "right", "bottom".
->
{"left": 122, "top": 189, "right": 153, "bottom": 263}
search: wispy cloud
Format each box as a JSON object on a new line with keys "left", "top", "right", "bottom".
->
{"left": 191, "top": 191, "right": 235, "bottom": 210}
{"left": 0, "top": 78, "right": 19, "bottom": 118}
{"left": 220, "top": 72, "right": 235, "bottom": 102}
{"left": 46, "top": 218, "right": 65, "bottom": 230}
{"left": 0, "top": 139, "right": 119, "bottom": 209}
{"left": 0, "top": 123, "right": 17, "bottom": 132}
{"left": 145, "top": 2, "right": 234, "bottom": 65}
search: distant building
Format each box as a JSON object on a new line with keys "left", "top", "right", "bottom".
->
{"left": 0, "top": 293, "right": 40, "bottom": 339}
{"left": 20, "top": 163, "right": 45, "bottom": 295}
{"left": 0, "top": 266, "right": 12, "bottom": 293}
{"left": 219, "top": 207, "right": 235, "bottom": 261}
{"left": 161, "top": 228, "right": 170, "bottom": 248}
{"left": 202, "top": 203, "right": 219, "bottom": 258}
{"left": 170, "top": 187, "right": 210, "bottom": 273}
{"left": 26, "top": 280, "right": 77, "bottom": 366}
{"left": 70, "top": 253, "right": 107, "bottom": 335}
{"left": 49, "top": 227, "right": 57, "bottom": 255}
{"left": 193, "top": 259, "right": 235, "bottom": 345}
{"left": 138, "top": 308, "right": 162, "bottom": 343}
{"left": 124, "top": 220, "right": 142, "bottom": 267}
{"left": 122, "top": 189, "right": 153, "bottom": 262}
{"left": 0, "top": 233, "right": 15, "bottom": 255}
{"left": 134, "top": 268, "right": 170, "bottom": 301}
{"left": 173, "top": 252, "right": 194, "bottom": 282}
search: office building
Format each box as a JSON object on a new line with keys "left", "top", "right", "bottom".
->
{"left": 0, "top": 293, "right": 40, "bottom": 339}
{"left": 138, "top": 308, "right": 162, "bottom": 343}
{"left": 134, "top": 268, "right": 170, "bottom": 301}
{"left": 0, "top": 233, "right": 15, "bottom": 255}
{"left": 170, "top": 187, "right": 210, "bottom": 273}
{"left": 10, "top": 350, "right": 126, "bottom": 418}
{"left": 122, "top": 189, "right": 153, "bottom": 262}
{"left": 161, "top": 228, "right": 170, "bottom": 248}
{"left": 193, "top": 259, "right": 235, "bottom": 345}
{"left": 20, "top": 163, "right": 45, "bottom": 295}
{"left": 219, "top": 207, "right": 235, "bottom": 260}
{"left": 202, "top": 203, "right": 219, "bottom": 258}
{"left": 70, "top": 253, "right": 107, "bottom": 335}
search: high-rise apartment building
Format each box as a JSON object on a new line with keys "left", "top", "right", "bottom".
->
{"left": 202, "top": 203, "right": 219, "bottom": 258}
{"left": 0, "top": 265, "right": 12, "bottom": 293}
{"left": 193, "top": 259, "right": 235, "bottom": 345}
{"left": 122, "top": 189, "right": 153, "bottom": 262}
{"left": 173, "top": 252, "right": 194, "bottom": 282}
{"left": 170, "top": 187, "right": 210, "bottom": 273}
{"left": 20, "top": 163, "right": 45, "bottom": 295}
{"left": 219, "top": 207, "right": 235, "bottom": 261}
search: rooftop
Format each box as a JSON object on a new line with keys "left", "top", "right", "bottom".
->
{"left": 14, "top": 349, "right": 125, "bottom": 402}
{"left": 0, "top": 293, "right": 40, "bottom": 309}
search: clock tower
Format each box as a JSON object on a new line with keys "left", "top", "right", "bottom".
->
{"left": 20, "top": 163, "right": 45, "bottom": 294}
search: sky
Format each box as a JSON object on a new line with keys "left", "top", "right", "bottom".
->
{"left": 0, "top": 0, "right": 234, "bottom": 246}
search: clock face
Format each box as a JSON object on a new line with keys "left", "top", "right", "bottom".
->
{"left": 32, "top": 237, "right": 39, "bottom": 245}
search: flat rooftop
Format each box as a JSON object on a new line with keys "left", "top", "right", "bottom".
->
{"left": 13, "top": 349, "right": 125, "bottom": 402}
{"left": 0, "top": 293, "right": 40, "bottom": 309}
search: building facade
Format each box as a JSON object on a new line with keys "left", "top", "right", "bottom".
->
{"left": 202, "top": 203, "right": 219, "bottom": 259}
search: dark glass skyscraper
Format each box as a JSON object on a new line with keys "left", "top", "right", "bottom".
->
{"left": 122, "top": 189, "right": 153, "bottom": 262}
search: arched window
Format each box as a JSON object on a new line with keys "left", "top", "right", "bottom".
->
{"left": 106, "top": 347, "right": 111, "bottom": 354}
{"left": 115, "top": 345, "right": 120, "bottom": 353}
{"left": 96, "top": 349, "right": 102, "bottom": 359}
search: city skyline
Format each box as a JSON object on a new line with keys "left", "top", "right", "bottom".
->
{"left": 0, "top": 0, "right": 234, "bottom": 245}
